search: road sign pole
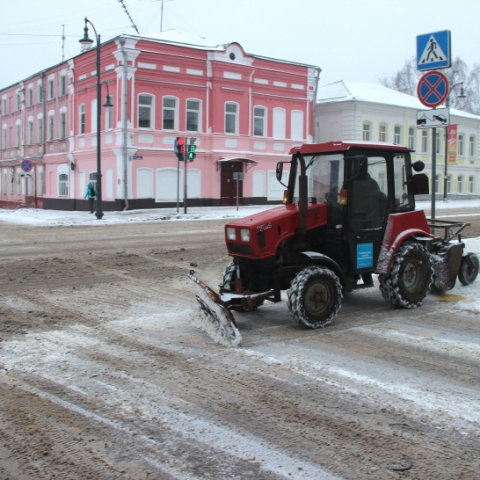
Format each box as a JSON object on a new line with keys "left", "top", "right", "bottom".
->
{"left": 431, "top": 127, "right": 436, "bottom": 220}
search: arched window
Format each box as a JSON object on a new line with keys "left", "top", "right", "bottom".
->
{"left": 253, "top": 106, "right": 266, "bottom": 137}
{"left": 58, "top": 173, "right": 68, "bottom": 196}
{"left": 378, "top": 123, "right": 387, "bottom": 142}
{"left": 162, "top": 96, "right": 178, "bottom": 131}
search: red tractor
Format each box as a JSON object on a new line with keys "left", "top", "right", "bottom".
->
{"left": 190, "top": 141, "right": 479, "bottom": 345}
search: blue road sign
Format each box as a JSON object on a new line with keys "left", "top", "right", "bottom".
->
{"left": 21, "top": 159, "right": 33, "bottom": 172}
{"left": 417, "top": 30, "right": 451, "bottom": 71}
{"left": 417, "top": 71, "right": 449, "bottom": 108}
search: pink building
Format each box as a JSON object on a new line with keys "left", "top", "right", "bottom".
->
{"left": 0, "top": 31, "right": 320, "bottom": 211}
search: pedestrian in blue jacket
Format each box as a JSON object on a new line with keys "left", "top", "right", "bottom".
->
{"left": 85, "top": 182, "right": 96, "bottom": 213}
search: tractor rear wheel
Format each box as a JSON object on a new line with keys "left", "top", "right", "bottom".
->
{"left": 379, "top": 242, "right": 432, "bottom": 308}
{"left": 458, "top": 253, "right": 479, "bottom": 285}
{"left": 287, "top": 266, "right": 342, "bottom": 328}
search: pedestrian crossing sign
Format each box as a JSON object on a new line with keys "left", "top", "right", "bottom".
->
{"left": 417, "top": 30, "right": 451, "bottom": 71}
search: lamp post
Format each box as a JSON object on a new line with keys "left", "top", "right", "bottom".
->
{"left": 443, "top": 82, "right": 466, "bottom": 202}
{"left": 79, "top": 18, "right": 113, "bottom": 219}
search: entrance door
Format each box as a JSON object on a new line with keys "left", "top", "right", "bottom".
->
{"left": 220, "top": 161, "right": 243, "bottom": 206}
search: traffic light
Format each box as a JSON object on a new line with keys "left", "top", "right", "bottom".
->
{"left": 174, "top": 137, "right": 185, "bottom": 161}
{"left": 187, "top": 144, "right": 196, "bottom": 162}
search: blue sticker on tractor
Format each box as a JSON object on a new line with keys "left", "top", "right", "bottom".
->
{"left": 357, "top": 243, "right": 373, "bottom": 269}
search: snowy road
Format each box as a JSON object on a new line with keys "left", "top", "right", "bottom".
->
{"left": 0, "top": 206, "right": 480, "bottom": 479}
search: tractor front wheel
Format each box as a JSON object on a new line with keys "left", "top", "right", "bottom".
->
{"left": 287, "top": 266, "right": 342, "bottom": 329}
{"left": 379, "top": 242, "right": 432, "bottom": 308}
{"left": 458, "top": 253, "right": 479, "bottom": 285}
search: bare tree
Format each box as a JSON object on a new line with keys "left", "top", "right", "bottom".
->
{"left": 378, "top": 57, "right": 480, "bottom": 115}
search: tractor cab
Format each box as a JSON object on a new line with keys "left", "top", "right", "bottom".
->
{"left": 278, "top": 141, "right": 429, "bottom": 289}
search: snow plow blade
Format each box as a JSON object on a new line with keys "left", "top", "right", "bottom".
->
{"left": 188, "top": 270, "right": 242, "bottom": 347}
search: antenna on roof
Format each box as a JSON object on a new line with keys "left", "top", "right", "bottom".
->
{"left": 117, "top": 0, "right": 140, "bottom": 34}
{"left": 152, "top": 0, "right": 172, "bottom": 32}
{"left": 62, "top": 24, "right": 65, "bottom": 61}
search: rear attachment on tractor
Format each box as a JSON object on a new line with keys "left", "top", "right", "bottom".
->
{"left": 188, "top": 270, "right": 276, "bottom": 347}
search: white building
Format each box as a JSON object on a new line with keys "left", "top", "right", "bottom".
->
{"left": 315, "top": 81, "right": 480, "bottom": 199}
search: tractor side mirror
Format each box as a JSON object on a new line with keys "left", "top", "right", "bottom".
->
{"left": 276, "top": 161, "right": 288, "bottom": 188}
{"left": 412, "top": 160, "right": 425, "bottom": 172}
{"left": 412, "top": 173, "right": 429, "bottom": 195}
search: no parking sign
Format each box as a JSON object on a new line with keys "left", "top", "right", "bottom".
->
{"left": 417, "top": 71, "right": 449, "bottom": 108}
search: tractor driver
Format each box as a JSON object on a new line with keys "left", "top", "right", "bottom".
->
{"left": 351, "top": 157, "right": 384, "bottom": 230}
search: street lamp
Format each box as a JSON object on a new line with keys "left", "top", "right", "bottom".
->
{"left": 443, "top": 82, "right": 466, "bottom": 202}
{"left": 79, "top": 18, "right": 113, "bottom": 219}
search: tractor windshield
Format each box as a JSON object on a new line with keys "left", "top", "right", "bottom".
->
{"left": 292, "top": 154, "right": 344, "bottom": 204}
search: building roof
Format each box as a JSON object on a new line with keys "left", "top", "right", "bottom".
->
{"left": 317, "top": 80, "right": 480, "bottom": 120}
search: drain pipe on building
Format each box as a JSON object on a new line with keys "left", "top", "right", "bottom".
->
{"left": 120, "top": 37, "right": 129, "bottom": 210}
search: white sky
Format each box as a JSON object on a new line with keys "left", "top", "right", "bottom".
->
{"left": 1, "top": 0, "right": 479, "bottom": 90}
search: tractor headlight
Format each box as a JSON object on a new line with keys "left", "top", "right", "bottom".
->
{"left": 240, "top": 228, "right": 250, "bottom": 242}
{"left": 226, "top": 227, "right": 236, "bottom": 241}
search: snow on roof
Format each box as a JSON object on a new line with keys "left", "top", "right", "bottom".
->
{"left": 133, "top": 29, "right": 225, "bottom": 50}
{"left": 317, "top": 80, "right": 480, "bottom": 120}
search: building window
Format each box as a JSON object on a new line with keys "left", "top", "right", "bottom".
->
{"left": 469, "top": 135, "right": 475, "bottom": 157}
{"left": 28, "top": 120, "right": 33, "bottom": 144}
{"left": 60, "top": 75, "right": 66, "bottom": 96}
{"left": 28, "top": 88, "right": 33, "bottom": 106}
{"left": 48, "top": 115, "right": 54, "bottom": 141}
{"left": 2, "top": 126, "right": 7, "bottom": 148}
{"left": 60, "top": 112, "right": 66, "bottom": 139}
{"left": 379, "top": 124, "right": 387, "bottom": 142}
{"left": 458, "top": 134, "right": 464, "bottom": 156}
{"left": 362, "top": 123, "right": 371, "bottom": 141}
{"left": 421, "top": 130, "right": 428, "bottom": 152}
{"left": 16, "top": 124, "right": 20, "bottom": 146}
{"left": 394, "top": 125, "right": 402, "bottom": 144}
{"left": 408, "top": 127, "right": 415, "bottom": 149}
{"left": 186, "top": 99, "right": 201, "bottom": 132}
{"left": 38, "top": 84, "right": 43, "bottom": 103}
{"left": 435, "top": 175, "right": 440, "bottom": 193}
{"left": 225, "top": 102, "right": 238, "bottom": 134}
{"left": 38, "top": 118, "right": 43, "bottom": 142}
{"left": 138, "top": 94, "right": 153, "bottom": 129}
{"left": 106, "top": 107, "right": 112, "bottom": 130}
{"left": 1, "top": 98, "right": 6, "bottom": 116}
{"left": 457, "top": 175, "right": 463, "bottom": 194}
{"left": 89, "top": 172, "right": 97, "bottom": 192}
{"left": 469, "top": 175, "right": 474, "bottom": 193}
{"left": 58, "top": 173, "right": 68, "bottom": 196}
{"left": 16, "top": 94, "right": 21, "bottom": 111}
{"left": 291, "top": 110, "right": 304, "bottom": 141}
{"left": 254, "top": 106, "right": 266, "bottom": 136}
{"left": 273, "top": 107, "right": 286, "bottom": 140}
{"left": 49, "top": 79, "right": 54, "bottom": 100}
{"left": 446, "top": 175, "right": 451, "bottom": 193}
{"left": 79, "top": 104, "right": 85, "bottom": 134}
{"left": 162, "top": 97, "right": 177, "bottom": 130}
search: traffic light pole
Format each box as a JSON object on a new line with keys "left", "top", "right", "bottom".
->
{"left": 183, "top": 137, "right": 188, "bottom": 214}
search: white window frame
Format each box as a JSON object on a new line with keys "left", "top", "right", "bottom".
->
{"left": 60, "top": 111, "right": 66, "bottom": 139}
{"left": 469, "top": 135, "right": 475, "bottom": 157}
{"left": 225, "top": 101, "right": 239, "bottom": 135}
{"left": 58, "top": 173, "right": 69, "bottom": 196}
{"left": 79, "top": 104, "right": 85, "bottom": 135}
{"left": 291, "top": 110, "right": 304, "bottom": 141}
{"left": 16, "top": 122, "right": 21, "bottom": 147}
{"left": 138, "top": 93, "right": 154, "bottom": 129}
{"left": 379, "top": 124, "right": 387, "bottom": 142}
{"left": 48, "top": 113, "right": 54, "bottom": 141}
{"left": 37, "top": 115, "right": 43, "bottom": 143}
{"left": 273, "top": 107, "right": 286, "bottom": 140}
{"left": 458, "top": 134, "right": 465, "bottom": 156}
{"left": 457, "top": 175, "right": 464, "bottom": 194}
{"left": 162, "top": 96, "right": 178, "bottom": 131}
{"left": 253, "top": 106, "right": 267, "bottom": 137}
{"left": 468, "top": 175, "right": 474, "bottom": 193}
{"left": 394, "top": 125, "right": 402, "bottom": 144}
{"left": 408, "top": 127, "right": 415, "bottom": 150}
{"left": 60, "top": 75, "right": 66, "bottom": 96}
{"left": 38, "top": 83, "right": 43, "bottom": 103}
{"left": 48, "top": 79, "right": 54, "bottom": 100}
{"left": 186, "top": 98, "right": 201, "bottom": 133}
{"left": 28, "top": 119, "right": 33, "bottom": 144}
{"left": 362, "top": 123, "right": 371, "bottom": 141}
{"left": 422, "top": 130, "right": 428, "bottom": 153}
